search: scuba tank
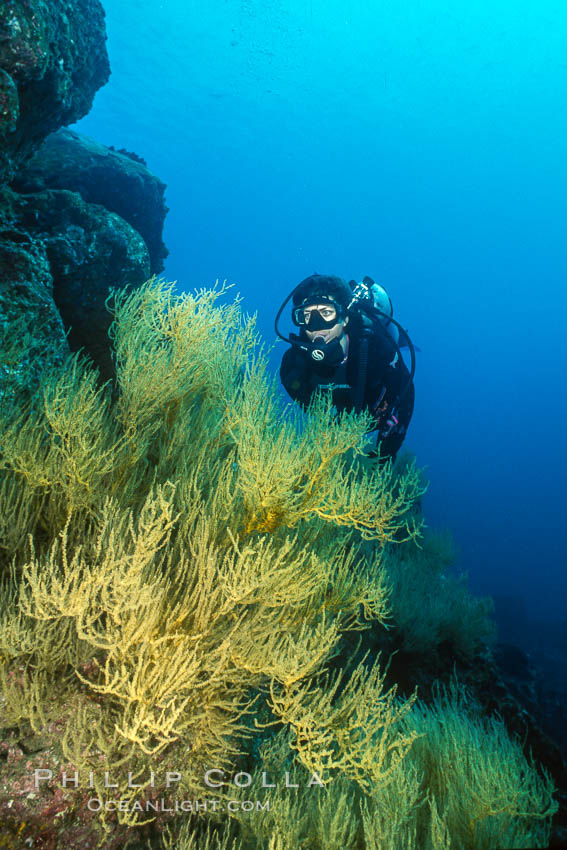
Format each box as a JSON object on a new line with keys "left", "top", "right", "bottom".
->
{"left": 346, "top": 276, "right": 415, "bottom": 414}
{"left": 353, "top": 277, "right": 400, "bottom": 347}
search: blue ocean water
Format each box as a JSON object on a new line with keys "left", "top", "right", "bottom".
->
{"left": 75, "top": 0, "right": 567, "bottom": 627}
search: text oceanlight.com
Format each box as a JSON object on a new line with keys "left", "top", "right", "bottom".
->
{"left": 86, "top": 798, "right": 271, "bottom": 814}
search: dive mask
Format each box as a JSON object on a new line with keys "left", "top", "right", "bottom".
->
{"left": 292, "top": 298, "right": 342, "bottom": 329}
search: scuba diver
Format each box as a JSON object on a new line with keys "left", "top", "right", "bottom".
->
{"left": 276, "top": 274, "right": 415, "bottom": 462}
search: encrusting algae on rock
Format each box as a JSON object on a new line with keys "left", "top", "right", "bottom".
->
{"left": 0, "top": 279, "right": 558, "bottom": 848}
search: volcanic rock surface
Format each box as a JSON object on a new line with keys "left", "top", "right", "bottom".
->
{"left": 0, "top": 0, "right": 110, "bottom": 184}
{"left": 0, "top": 0, "right": 168, "bottom": 392}
{"left": 13, "top": 129, "right": 168, "bottom": 275}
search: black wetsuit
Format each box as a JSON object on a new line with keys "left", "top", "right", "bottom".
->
{"left": 280, "top": 315, "right": 414, "bottom": 461}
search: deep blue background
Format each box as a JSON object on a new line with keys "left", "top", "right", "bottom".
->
{"left": 75, "top": 0, "right": 567, "bottom": 626}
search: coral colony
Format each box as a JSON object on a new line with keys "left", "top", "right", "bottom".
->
{"left": 0, "top": 280, "right": 558, "bottom": 847}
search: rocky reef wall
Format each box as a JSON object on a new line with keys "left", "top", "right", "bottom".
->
{"left": 0, "top": 0, "right": 168, "bottom": 393}
{"left": 0, "top": 0, "right": 110, "bottom": 184}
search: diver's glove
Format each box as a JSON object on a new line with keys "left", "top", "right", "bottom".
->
{"left": 379, "top": 408, "right": 399, "bottom": 439}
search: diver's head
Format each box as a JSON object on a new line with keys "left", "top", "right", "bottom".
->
{"left": 291, "top": 275, "right": 352, "bottom": 344}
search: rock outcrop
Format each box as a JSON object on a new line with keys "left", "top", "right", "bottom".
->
{"left": 0, "top": 193, "right": 68, "bottom": 410}
{"left": 0, "top": 0, "right": 110, "bottom": 183}
{"left": 1, "top": 183, "right": 152, "bottom": 384}
{"left": 13, "top": 129, "right": 169, "bottom": 275}
{"left": 0, "top": 0, "right": 168, "bottom": 396}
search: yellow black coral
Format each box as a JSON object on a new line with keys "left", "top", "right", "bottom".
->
{"left": 0, "top": 278, "right": 557, "bottom": 848}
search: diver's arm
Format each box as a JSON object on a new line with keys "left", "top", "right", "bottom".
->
{"left": 369, "top": 356, "right": 413, "bottom": 436}
{"left": 371, "top": 362, "right": 415, "bottom": 460}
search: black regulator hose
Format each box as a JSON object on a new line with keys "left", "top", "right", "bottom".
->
{"left": 353, "top": 323, "right": 371, "bottom": 413}
{"left": 274, "top": 283, "right": 305, "bottom": 344}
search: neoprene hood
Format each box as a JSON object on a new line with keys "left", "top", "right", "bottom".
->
{"left": 292, "top": 275, "right": 353, "bottom": 312}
